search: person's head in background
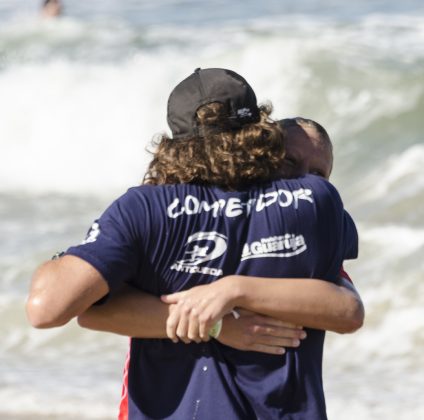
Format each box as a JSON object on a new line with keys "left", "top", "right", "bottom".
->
{"left": 279, "top": 117, "right": 333, "bottom": 180}
{"left": 41, "top": 0, "right": 62, "bottom": 18}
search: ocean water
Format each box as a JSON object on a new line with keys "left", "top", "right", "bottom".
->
{"left": 0, "top": 0, "right": 423, "bottom": 418}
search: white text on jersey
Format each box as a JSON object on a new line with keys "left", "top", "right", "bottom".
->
{"left": 167, "top": 188, "right": 313, "bottom": 219}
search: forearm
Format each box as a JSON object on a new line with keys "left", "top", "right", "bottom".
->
{"left": 78, "top": 274, "right": 364, "bottom": 341}
{"left": 229, "top": 275, "right": 364, "bottom": 333}
{"left": 78, "top": 286, "right": 169, "bottom": 338}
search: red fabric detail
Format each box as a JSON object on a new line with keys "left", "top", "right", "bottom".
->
{"left": 118, "top": 342, "right": 131, "bottom": 420}
{"left": 339, "top": 266, "right": 353, "bottom": 283}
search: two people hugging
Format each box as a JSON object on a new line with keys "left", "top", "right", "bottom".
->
{"left": 27, "top": 68, "right": 364, "bottom": 420}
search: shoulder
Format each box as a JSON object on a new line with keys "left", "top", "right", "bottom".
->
{"left": 113, "top": 184, "right": 209, "bottom": 218}
{"left": 272, "top": 175, "right": 343, "bottom": 206}
{"left": 123, "top": 184, "right": 204, "bottom": 199}
{"left": 114, "top": 185, "right": 174, "bottom": 207}
{"left": 293, "top": 174, "right": 341, "bottom": 196}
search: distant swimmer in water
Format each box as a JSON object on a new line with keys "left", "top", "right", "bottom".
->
{"left": 41, "top": 0, "right": 62, "bottom": 18}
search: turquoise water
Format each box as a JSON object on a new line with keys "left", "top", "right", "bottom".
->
{"left": 0, "top": 1, "right": 423, "bottom": 418}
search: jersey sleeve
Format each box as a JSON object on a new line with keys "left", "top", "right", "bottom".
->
{"left": 309, "top": 175, "right": 358, "bottom": 282}
{"left": 324, "top": 181, "right": 358, "bottom": 262}
{"left": 342, "top": 210, "right": 358, "bottom": 260}
{"left": 65, "top": 190, "right": 142, "bottom": 294}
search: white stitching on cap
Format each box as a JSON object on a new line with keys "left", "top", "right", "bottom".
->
{"left": 237, "top": 108, "right": 253, "bottom": 118}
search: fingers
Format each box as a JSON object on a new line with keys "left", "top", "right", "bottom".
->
{"left": 249, "top": 333, "right": 302, "bottom": 348}
{"left": 236, "top": 310, "right": 302, "bottom": 329}
{"left": 164, "top": 287, "right": 226, "bottom": 343}
{"left": 241, "top": 324, "right": 306, "bottom": 350}
{"left": 166, "top": 301, "right": 196, "bottom": 343}
{"left": 175, "top": 314, "right": 192, "bottom": 344}
{"left": 187, "top": 309, "right": 202, "bottom": 343}
{"left": 166, "top": 305, "right": 181, "bottom": 343}
{"left": 161, "top": 291, "right": 184, "bottom": 304}
{"left": 249, "top": 323, "right": 307, "bottom": 341}
{"left": 166, "top": 299, "right": 211, "bottom": 344}
{"left": 218, "top": 312, "right": 308, "bottom": 355}
{"left": 252, "top": 315, "right": 301, "bottom": 329}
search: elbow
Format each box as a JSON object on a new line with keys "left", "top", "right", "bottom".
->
{"left": 26, "top": 295, "right": 70, "bottom": 329}
{"left": 341, "top": 314, "right": 364, "bottom": 334}
{"left": 337, "top": 297, "right": 365, "bottom": 334}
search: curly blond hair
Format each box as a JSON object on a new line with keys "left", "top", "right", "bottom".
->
{"left": 143, "top": 102, "right": 286, "bottom": 190}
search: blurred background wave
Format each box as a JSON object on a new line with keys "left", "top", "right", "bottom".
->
{"left": 0, "top": 1, "right": 423, "bottom": 418}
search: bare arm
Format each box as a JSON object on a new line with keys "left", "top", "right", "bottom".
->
{"left": 77, "top": 275, "right": 363, "bottom": 345}
{"left": 25, "top": 254, "right": 308, "bottom": 353}
{"left": 77, "top": 284, "right": 170, "bottom": 338}
{"left": 26, "top": 255, "right": 109, "bottom": 328}
{"left": 218, "top": 310, "right": 306, "bottom": 354}
{"left": 224, "top": 277, "right": 364, "bottom": 334}
{"left": 161, "top": 275, "right": 364, "bottom": 341}
{"left": 78, "top": 288, "right": 307, "bottom": 355}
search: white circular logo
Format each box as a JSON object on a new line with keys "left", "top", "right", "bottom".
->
{"left": 177, "top": 231, "right": 227, "bottom": 266}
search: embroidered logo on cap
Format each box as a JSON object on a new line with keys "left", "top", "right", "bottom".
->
{"left": 237, "top": 108, "right": 253, "bottom": 118}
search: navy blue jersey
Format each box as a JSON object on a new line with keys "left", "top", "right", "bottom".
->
{"left": 67, "top": 174, "right": 358, "bottom": 420}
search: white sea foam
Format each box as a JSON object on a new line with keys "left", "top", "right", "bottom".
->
{"left": 359, "top": 222, "right": 424, "bottom": 258}
{"left": 360, "top": 145, "right": 424, "bottom": 201}
{"left": 0, "top": 30, "right": 307, "bottom": 194}
{"left": 1, "top": 15, "right": 423, "bottom": 195}
{"left": 0, "top": 383, "right": 119, "bottom": 419}
{"left": 343, "top": 145, "right": 424, "bottom": 226}
{"left": 322, "top": 220, "right": 424, "bottom": 419}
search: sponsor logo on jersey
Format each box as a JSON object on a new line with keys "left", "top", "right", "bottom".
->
{"left": 81, "top": 221, "right": 101, "bottom": 244}
{"left": 241, "top": 234, "right": 307, "bottom": 261}
{"left": 170, "top": 231, "right": 227, "bottom": 276}
{"left": 167, "top": 188, "right": 313, "bottom": 219}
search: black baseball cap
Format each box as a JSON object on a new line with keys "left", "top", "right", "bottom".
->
{"left": 167, "top": 68, "right": 261, "bottom": 139}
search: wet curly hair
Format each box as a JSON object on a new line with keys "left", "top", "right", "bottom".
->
{"left": 143, "top": 102, "right": 286, "bottom": 190}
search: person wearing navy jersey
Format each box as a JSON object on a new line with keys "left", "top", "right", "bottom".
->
{"left": 78, "top": 115, "right": 360, "bottom": 354}
{"left": 27, "top": 68, "right": 361, "bottom": 419}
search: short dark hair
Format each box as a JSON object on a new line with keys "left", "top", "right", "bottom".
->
{"left": 279, "top": 117, "right": 332, "bottom": 150}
